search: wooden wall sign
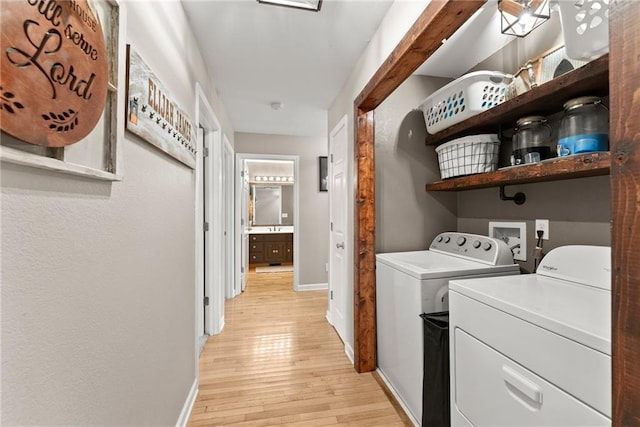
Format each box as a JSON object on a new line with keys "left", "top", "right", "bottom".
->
{"left": 0, "top": 0, "right": 109, "bottom": 147}
{"left": 125, "top": 46, "right": 196, "bottom": 169}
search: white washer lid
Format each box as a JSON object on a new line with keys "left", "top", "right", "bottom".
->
{"left": 376, "top": 250, "right": 519, "bottom": 280}
{"left": 450, "top": 273, "right": 611, "bottom": 355}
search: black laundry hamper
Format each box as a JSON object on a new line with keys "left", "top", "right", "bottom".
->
{"left": 420, "top": 311, "right": 450, "bottom": 427}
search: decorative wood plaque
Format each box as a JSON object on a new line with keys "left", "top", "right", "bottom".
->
{"left": 125, "top": 46, "right": 196, "bottom": 169}
{"left": 1, "top": 0, "right": 109, "bottom": 147}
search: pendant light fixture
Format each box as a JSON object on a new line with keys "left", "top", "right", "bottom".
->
{"left": 498, "top": 0, "right": 550, "bottom": 37}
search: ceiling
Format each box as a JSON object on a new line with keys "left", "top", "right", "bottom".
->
{"left": 181, "top": 0, "right": 522, "bottom": 139}
{"left": 181, "top": 0, "right": 394, "bottom": 137}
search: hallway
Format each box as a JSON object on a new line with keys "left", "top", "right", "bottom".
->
{"left": 188, "top": 268, "right": 409, "bottom": 426}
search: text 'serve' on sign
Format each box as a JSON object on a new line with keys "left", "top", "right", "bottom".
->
{"left": 1, "top": 0, "right": 109, "bottom": 147}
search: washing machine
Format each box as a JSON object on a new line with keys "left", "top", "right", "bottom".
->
{"left": 375, "top": 232, "right": 520, "bottom": 426}
{"left": 449, "top": 245, "right": 611, "bottom": 426}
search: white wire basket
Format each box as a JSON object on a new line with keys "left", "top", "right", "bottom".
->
{"left": 435, "top": 134, "right": 501, "bottom": 179}
{"left": 419, "top": 71, "right": 512, "bottom": 135}
{"left": 558, "top": 0, "right": 609, "bottom": 61}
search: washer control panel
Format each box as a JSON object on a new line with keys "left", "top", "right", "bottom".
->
{"left": 429, "top": 232, "right": 514, "bottom": 265}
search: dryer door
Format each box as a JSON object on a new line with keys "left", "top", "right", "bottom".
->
{"left": 453, "top": 328, "right": 610, "bottom": 426}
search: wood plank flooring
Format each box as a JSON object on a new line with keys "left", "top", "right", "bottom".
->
{"left": 188, "top": 267, "right": 410, "bottom": 426}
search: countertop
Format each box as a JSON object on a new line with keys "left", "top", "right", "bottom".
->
{"left": 247, "top": 226, "right": 294, "bottom": 234}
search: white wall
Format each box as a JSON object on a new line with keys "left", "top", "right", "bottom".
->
{"left": 1, "top": 2, "right": 234, "bottom": 424}
{"left": 375, "top": 75, "right": 457, "bottom": 253}
{"left": 457, "top": 176, "right": 611, "bottom": 273}
{"left": 235, "top": 132, "right": 328, "bottom": 286}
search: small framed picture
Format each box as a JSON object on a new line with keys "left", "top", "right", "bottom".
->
{"left": 318, "top": 156, "right": 328, "bottom": 192}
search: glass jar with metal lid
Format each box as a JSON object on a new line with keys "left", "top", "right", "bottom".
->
{"left": 512, "top": 115, "right": 553, "bottom": 165}
{"left": 558, "top": 96, "right": 609, "bottom": 156}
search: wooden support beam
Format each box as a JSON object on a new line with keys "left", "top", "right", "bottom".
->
{"left": 355, "top": 0, "right": 487, "bottom": 111}
{"left": 354, "top": 108, "right": 375, "bottom": 373}
{"left": 610, "top": 1, "right": 640, "bottom": 425}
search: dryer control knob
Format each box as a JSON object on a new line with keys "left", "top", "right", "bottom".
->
{"left": 482, "top": 242, "right": 493, "bottom": 251}
{"left": 436, "top": 235, "right": 443, "bottom": 242}
{"left": 457, "top": 237, "right": 466, "bottom": 246}
{"left": 444, "top": 236, "right": 451, "bottom": 243}
{"left": 473, "top": 240, "right": 481, "bottom": 249}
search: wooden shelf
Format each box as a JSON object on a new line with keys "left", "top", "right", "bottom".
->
{"left": 425, "top": 152, "right": 611, "bottom": 191}
{"left": 424, "top": 54, "right": 609, "bottom": 146}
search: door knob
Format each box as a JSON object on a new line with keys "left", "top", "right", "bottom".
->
{"left": 336, "top": 242, "right": 345, "bottom": 249}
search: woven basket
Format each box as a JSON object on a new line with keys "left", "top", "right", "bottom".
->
{"left": 435, "top": 134, "right": 501, "bottom": 179}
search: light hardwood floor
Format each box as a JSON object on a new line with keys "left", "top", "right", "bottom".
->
{"left": 188, "top": 266, "right": 411, "bottom": 426}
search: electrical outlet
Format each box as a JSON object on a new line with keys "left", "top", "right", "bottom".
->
{"left": 535, "top": 219, "right": 549, "bottom": 240}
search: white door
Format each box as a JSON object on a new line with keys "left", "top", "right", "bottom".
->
{"left": 195, "top": 126, "right": 213, "bottom": 342}
{"left": 202, "top": 129, "right": 212, "bottom": 334}
{"left": 240, "top": 162, "right": 250, "bottom": 292}
{"left": 329, "top": 116, "right": 349, "bottom": 344}
{"left": 223, "top": 137, "right": 236, "bottom": 298}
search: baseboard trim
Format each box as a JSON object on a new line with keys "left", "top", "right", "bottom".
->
{"left": 212, "top": 317, "right": 225, "bottom": 335}
{"left": 296, "top": 282, "right": 328, "bottom": 291}
{"left": 175, "top": 378, "right": 198, "bottom": 427}
{"left": 344, "top": 342, "right": 355, "bottom": 365}
{"left": 198, "top": 335, "right": 208, "bottom": 354}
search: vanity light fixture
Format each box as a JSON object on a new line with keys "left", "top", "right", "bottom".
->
{"left": 498, "top": 0, "right": 550, "bottom": 37}
{"left": 254, "top": 175, "right": 294, "bottom": 183}
{"left": 257, "top": 0, "right": 322, "bottom": 12}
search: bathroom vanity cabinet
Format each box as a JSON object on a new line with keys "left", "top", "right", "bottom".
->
{"left": 249, "top": 233, "right": 293, "bottom": 265}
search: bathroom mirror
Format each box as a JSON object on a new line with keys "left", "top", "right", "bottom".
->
{"left": 250, "top": 184, "right": 294, "bottom": 226}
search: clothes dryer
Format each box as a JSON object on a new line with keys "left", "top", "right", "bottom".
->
{"left": 449, "top": 245, "right": 611, "bottom": 426}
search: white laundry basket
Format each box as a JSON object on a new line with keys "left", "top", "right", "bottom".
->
{"left": 435, "top": 134, "right": 501, "bottom": 179}
{"left": 558, "top": 0, "right": 609, "bottom": 61}
{"left": 419, "top": 71, "right": 512, "bottom": 135}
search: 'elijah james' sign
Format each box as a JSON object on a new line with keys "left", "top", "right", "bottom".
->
{"left": 1, "top": 0, "right": 108, "bottom": 147}
{"left": 125, "top": 46, "right": 196, "bottom": 169}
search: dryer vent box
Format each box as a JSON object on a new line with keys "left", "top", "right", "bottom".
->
{"left": 489, "top": 222, "right": 526, "bottom": 262}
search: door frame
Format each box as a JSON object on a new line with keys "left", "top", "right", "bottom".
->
{"left": 195, "top": 84, "right": 226, "bottom": 365}
{"left": 235, "top": 153, "right": 300, "bottom": 291}
{"left": 328, "top": 114, "right": 353, "bottom": 361}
